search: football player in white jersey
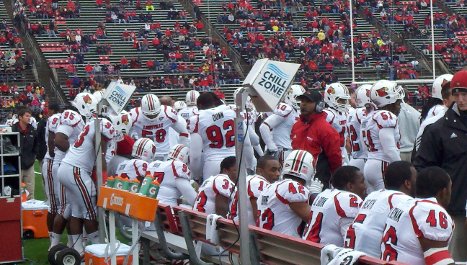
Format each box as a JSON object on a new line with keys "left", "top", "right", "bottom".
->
{"left": 178, "top": 90, "right": 200, "bottom": 123}
{"left": 193, "top": 156, "right": 237, "bottom": 216}
{"left": 415, "top": 78, "right": 455, "bottom": 152}
{"left": 147, "top": 144, "right": 197, "bottom": 206}
{"left": 188, "top": 92, "right": 239, "bottom": 180}
{"left": 168, "top": 100, "right": 189, "bottom": 149}
{"left": 54, "top": 117, "right": 115, "bottom": 255}
{"left": 347, "top": 85, "right": 371, "bottom": 172}
{"left": 323, "top": 82, "right": 351, "bottom": 165}
{"left": 4, "top": 113, "right": 15, "bottom": 126}
{"left": 259, "top": 85, "right": 303, "bottom": 164}
{"left": 345, "top": 161, "right": 416, "bottom": 257}
{"left": 302, "top": 166, "right": 366, "bottom": 246}
{"left": 50, "top": 97, "right": 90, "bottom": 249}
{"left": 173, "top": 100, "right": 187, "bottom": 113}
{"left": 107, "top": 111, "right": 134, "bottom": 176}
{"left": 363, "top": 80, "right": 403, "bottom": 192}
{"left": 231, "top": 88, "right": 264, "bottom": 172}
{"left": 380, "top": 167, "right": 454, "bottom": 265}
{"left": 422, "top": 74, "right": 453, "bottom": 122}
{"left": 129, "top": 94, "right": 189, "bottom": 161}
{"left": 257, "top": 150, "right": 314, "bottom": 238}
{"left": 229, "top": 155, "right": 281, "bottom": 225}
{"left": 41, "top": 103, "right": 61, "bottom": 242}
{"left": 116, "top": 138, "right": 155, "bottom": 181}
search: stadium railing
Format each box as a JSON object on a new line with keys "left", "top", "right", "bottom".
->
{"left": 141, "top": 203, "right": 406, "bottom": 265}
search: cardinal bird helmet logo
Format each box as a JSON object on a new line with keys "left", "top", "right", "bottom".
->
{"left": 375, "top": 87, "right": 389, "bottom": 97}
{"left": 83, "top": 94, "right": 93, "bottom": 104}
{"left": 121, "top": 114, "right": 129, "bottom": 125}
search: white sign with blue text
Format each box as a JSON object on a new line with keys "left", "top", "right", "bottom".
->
{"left": 243, "top": 59, "right": 300, "bottom": 112}
{"left": 104, "top": 81, "right": 136, "bottom": 113}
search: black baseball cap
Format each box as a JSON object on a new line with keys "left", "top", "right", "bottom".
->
{"left": 296, "top": 89, "right": 322, "bottom": 102}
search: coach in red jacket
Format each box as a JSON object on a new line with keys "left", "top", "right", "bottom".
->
{"left": 291, "top": 89, "right": 342, "bottom": 188}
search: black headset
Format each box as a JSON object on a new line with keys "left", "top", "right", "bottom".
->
{"left": 315, "top": 100, "right": 325, "bottom": 113}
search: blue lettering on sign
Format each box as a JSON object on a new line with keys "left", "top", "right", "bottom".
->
{"left": 108, "top": 89, "right": 127, "bottom": 106}
{"left": 266, "top": 64, "right": 289, "bottom": 79}
{"left": 258, "top": 70, "right": 287, "bottom": 97}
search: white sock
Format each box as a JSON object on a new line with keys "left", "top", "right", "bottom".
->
{"left": 67, "top": 235, "right": 73, "bottom": 248}
{"left": 87, "top": 231, "right": 99, "bottom": 244}
{"left": 49, "top": 232, "right": 61, "bottom": 250}
{"left": 71, "top": 234, "right": 84, "bottom": 255}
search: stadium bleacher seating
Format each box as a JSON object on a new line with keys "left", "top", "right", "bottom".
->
{"left": 17, "top": 0, "right": 242, "bottom": 103}
{"left": 359, "top": 0, "right": 467, "bottom": 72}
{"left": 8, "top": 0, "right": 465, "bottom": 106}
{"left": 0, "top": 0, "right": 43, "bottom": 122}
{"left": 194, "top": 0, "right": 436, "bottom": 92}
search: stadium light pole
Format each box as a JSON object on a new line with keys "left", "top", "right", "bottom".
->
{"left": 430, "top": 0, "right": 436, "bottom": 79}
{"left": 349, "top": 0, "right": 356, "bottom": 83}
{"left": 234, "top": 87, "right": 251, "bottom": 265}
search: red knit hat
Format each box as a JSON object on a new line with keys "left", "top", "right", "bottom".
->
{"left": 450, "top": 70, "right": 467, "bottom": 93}
{"left": 116, "top": 134, "right": 135, "bottom": 156}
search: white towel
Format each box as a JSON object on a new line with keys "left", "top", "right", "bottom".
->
{"left": 206, "top": 214, "right": 222, "bottom": 245}
{"left": 320, "top": 244, "right": 366, "bottom": 265}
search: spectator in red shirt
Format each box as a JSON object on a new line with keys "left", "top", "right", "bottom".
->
{"left": 84, "top": 63, "right": 94, "bottom": 75}
{"left": 120, "top": 56, "right": 128, "bottom": 69}
{"left": 213, "top": 87, "right": 225, "bottom": 99}
{"left": 0, "top": 83, "right": 8, "bottom": 94}
{"left": 146, "top": 59, "right": 155, "bottom": 70}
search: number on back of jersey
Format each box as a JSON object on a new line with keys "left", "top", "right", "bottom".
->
{"left": 274, "top": 103, "right": 293, "bottom": 117}
{"left": 373, "top": 110, "right": 397, "bottom": 129}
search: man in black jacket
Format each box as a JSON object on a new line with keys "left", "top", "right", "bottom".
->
{"left": 414, "top": 69, "right": 467, "bottom": 261}
{"left": 11, "top": 107, "right": 38, "bottom": 200}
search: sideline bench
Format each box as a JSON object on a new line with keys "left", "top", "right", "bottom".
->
{"left": 141, "top": 204, "right": 405, "bottom": 265}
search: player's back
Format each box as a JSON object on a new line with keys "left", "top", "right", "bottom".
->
{"left": 44, "top": 113, "right": 61, "bottom": 160}
{"left": 108, "top": 155, "right": 129, "bottom": 177}
{"left": 270, "top": 103, "right": 299, "bottom": 150}
{"left": 364, "top": 110, "right": 400, "bottom": 161}
{"left": 193, "top": 174, "right": 234, "bottom": 214}
{"left": 116, "top": 158, "right": 148, "bottom": 180}
{"left": 346, "top": 189, "right": 412, "bottom": 257}
{"left": 179, "top": 106, "right": 198, "bottom": 122}
{"left": 347, "top": 107, "right": 367, "bottom": 159}
{"left": 303, "top": 188, "right": 361, "bottom": 246}
{"left": 425, "top": 104, "right": 446, "bottom": 121}
{"left": 54, "top": 110, "right": 84, "bottom": 163}
{"left": 257, "top": 179, "right": 309, "bottom": 238}
{"left": 147, "top": 159, "right": 191, "bottom": 206}
{"left": 62, "top": 118, "right": 114, "bottom": 173}
{"left": 193, "top": 105, "right": 236, "bottom": 161}
{"left": 381, "top": 198, "right": 453, "bottom": 265}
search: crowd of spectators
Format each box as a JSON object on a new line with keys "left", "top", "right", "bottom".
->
{"left": 358, "top": 0, "right": 466, "bottom": 69}
{"left": 211, "top": 0, "right": 423, "bottom": 87}
{"left": 0, "top": 82, "right": 46, "bottom": 114}
{"left": 12, "top": 0, "right": 241, "bottom": 94}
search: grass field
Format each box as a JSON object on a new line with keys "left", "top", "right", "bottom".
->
{"left": 21, "top": 161, "right": 129, "bottom": 264}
